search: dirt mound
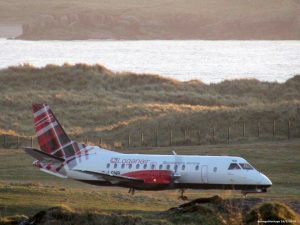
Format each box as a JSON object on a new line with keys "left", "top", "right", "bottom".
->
{"left": 245, "top": 202, "right": 300, "bottom": 225}
{"left": 1, "top": 205, "right": 147, "bottom": 225}
{"left": 168, "top": 195, "right": 263, "bottom": 214}
{"left": 1, "top": 197, "right": 300, "bottom": 225}
{"left": 166, "top": 196, "right": 300, "bottom": 225}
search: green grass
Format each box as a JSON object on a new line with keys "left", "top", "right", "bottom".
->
{"left": 0, "top": 139, "right": 300, "bottom": 218}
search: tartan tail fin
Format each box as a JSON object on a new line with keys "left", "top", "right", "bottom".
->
{"left": 32, "top": 103, "right": 85, "bottom": 159}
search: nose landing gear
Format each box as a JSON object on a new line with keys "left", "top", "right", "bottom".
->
{"left": 241, "top": 188, "right": 267, "bottom": 197}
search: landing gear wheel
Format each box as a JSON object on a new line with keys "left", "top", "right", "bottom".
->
{"left": 128, "top": 188, "right": 135, "bottom": 195}
{"left": 178, "top": 189, "right": 188, "bottom": 201}
{"left": 178, "top": 195, "right": 188, "bottom": 200}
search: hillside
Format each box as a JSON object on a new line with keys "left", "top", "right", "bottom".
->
{"left": 0, "top": 64, "right": 300, "bottom": 147}
{"left": 0, "top": 0, "right": 300, "bottom": 40}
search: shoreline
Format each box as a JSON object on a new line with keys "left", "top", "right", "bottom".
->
{"left": 1, "top": 63, "right": 299, "bottom": 85}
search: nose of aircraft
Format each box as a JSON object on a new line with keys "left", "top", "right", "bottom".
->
{"left": 260, "top": 173, "right": 272, "bottom": 186}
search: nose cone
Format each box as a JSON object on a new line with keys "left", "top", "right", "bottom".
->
{"left": 260, "top": 173, "right": 272, "bottom": 186}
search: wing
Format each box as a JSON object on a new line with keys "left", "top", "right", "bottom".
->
{"left": 75, "top": 170, "right": 144, "bottom": 184}
{"left": 24, "top": 147, "right": 64, "bottom": 164}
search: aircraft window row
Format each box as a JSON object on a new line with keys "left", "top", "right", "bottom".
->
{"left": 239, "top": 163, "right": 254, "bottom": 170}
{"left": 106, "top": 163, "right": 191, "bottom": 171}
{"left": 228, "top": 163, "right": 241, "bottom": 170}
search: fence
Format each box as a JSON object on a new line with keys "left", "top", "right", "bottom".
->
{"left": 1, "top": 119, "right": 299, "bottom": 150}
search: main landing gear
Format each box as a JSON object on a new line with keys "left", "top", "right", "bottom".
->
{"left": 178, "top": 189, "right": 188, "bottom": 201}
{"left": 128, "top": 188, "right": 135, "bottom": 195}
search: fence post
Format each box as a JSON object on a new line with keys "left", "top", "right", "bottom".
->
{"left": 127, "top": 134, "right": 131, "bottom": 147}
{"left": 17, "top": 136, "right": 19, "bottom": 149}
{"left": 257, "top": 122, "right": 260, "bottom": 137}
{"left": 141, "top": 132, "right": 144, "bottom": 145}
{"left": 85, "top": 137, "right": 88, "bottom": 144}
{"left": 198, "top": 130, "right": 201, "bottom": 145}
{"left": 243, "top": 123, "right": 246, "bottom": 137}
{"left": 273, "top": 120, "right": 276, "bottom": 137}
{"left": 288, "top": 120, "right": 291, "bottom": 139}
{"left": 169, "top": 130, "right": 172, "bottom": 146}
{"left": 227, "top": 127, "right": 230, "bottom": 141}
{"left": 212, "top": 127, "right": 215, "bottom": 142}
{"left": 98, "top": 137, "right": 102, "bottom": 146}
{"left": 3, "top": 135, "right": 6, "bottom": 148}
{"left": 31, "top": 136, "right": 33, "bottom": 148}
{"left": 155, "top": 129, "right": 158, "bottom": 147}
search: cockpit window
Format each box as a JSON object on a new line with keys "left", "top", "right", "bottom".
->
{"left": 239, "top": 163, "right": 254, "bottom": 170}
{"left": 228, "top": 163, "right": 241, "bottom": 170}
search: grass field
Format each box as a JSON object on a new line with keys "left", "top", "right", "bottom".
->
{"left": 1, "top": 64, "right": 300, "bottom": 223}
{"left": 0, "top": 139, "right": 299, "bottom": 219}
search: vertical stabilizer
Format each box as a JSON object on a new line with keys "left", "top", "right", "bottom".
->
{"left": 32, "top": 103, "right": 85, "bottom": 159}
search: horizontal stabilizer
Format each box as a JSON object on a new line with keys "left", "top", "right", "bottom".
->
{"left": 24, "top": 147, "right": 64, "bottom": 164}
{"left": 75, "top": 170, "right": 144, "bottom": 184}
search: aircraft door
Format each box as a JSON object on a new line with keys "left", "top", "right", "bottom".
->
{"left": 201, "top": 165, "right": 208, "bottom": 183}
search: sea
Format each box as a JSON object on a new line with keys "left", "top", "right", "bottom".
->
{"left": 0, "top": 39, "right": 300, "bottom": 83}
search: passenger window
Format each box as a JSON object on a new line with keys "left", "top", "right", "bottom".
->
{"left": 159, "top": 165, "right": 163, "bottom": 170}
{"left": 114, "top": 164, "right": 117, "bottom": 169}
{"left": 129, "top": 164, "right": 132, "bottom": 169}
{"left": 166, "top": 165, "right": 170, "bottom": 170}
{"left": 195, "top": 165, "right": 199, "bottom": 171}
{"left": 174, "top": 165, "right": 178, "bottom": 171}
{"left": 136, "top": 164, "right": 140, "bottom": 169}
{"left": 182, "top": 165, "right": 185, "bottom": 170}
{"left": 121, "top": 164, "right": 125, "bottom": 169}
{"left": 239, "top": 163, "right": 253, "bottom": 170}
{"left": 106, "top": 163, "right": 110, "bottom": 168}
{"left": 151, "top": 164, "right": 155, "bottom": 170}
{"left": 143, "top": 164, "right": 147, "bottom": 169}
{"left": 228, "top": 163, "right": 241, "bottom": 170}
{"left": 213, "top": 167, "right": 217, "bottom": 172}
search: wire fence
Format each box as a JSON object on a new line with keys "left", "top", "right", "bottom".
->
{"left": 1, "top": 119, "right": 299, "bottom": 150}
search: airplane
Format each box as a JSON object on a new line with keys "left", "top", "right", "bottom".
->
{"left": 25, "top": 103, "right": 272, "bottom": 200}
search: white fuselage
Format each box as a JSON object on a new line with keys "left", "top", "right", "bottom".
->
{"left": 53, "top": 146, "right": 272, "bottom": 191}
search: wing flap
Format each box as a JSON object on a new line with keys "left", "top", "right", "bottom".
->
{"left": 24, "top": 147, "right": 64, "bottom": 164}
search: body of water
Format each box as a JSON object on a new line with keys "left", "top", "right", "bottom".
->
{"left": 1, "top": 39, "right": 300, "bottom": 83}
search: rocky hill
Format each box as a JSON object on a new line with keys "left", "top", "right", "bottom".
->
{"left": 0, "top": 0, "right": 300, "bottom": 40}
